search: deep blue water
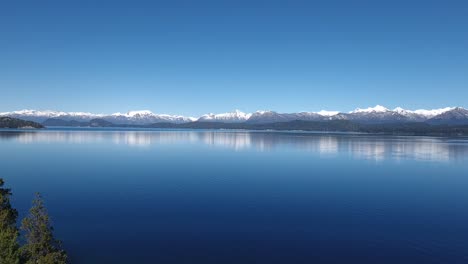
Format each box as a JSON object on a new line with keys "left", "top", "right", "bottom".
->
{"left": 1, "top": 129, "right": 468, "bottom": 264}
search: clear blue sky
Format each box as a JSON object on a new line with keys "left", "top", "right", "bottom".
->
{"left": 1, "top": 0, "right": 467, "bottom": 116}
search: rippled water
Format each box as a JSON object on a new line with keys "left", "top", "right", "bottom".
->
{"left": 1, "top": 129, "right": 468, "bottom": 263}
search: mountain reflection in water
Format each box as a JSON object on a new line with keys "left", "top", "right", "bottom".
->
{"left": 1, "top": 129, "right": 468, "bottom": 162}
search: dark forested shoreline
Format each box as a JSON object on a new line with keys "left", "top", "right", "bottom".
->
{"left": 0, "top": 117, "right": 44, "bottom": 129}
{"left": 42, "top": 118, "right": 468, "bottom": 136}
{"left": 3, "top": 116, "right": 468, "bottom": 136}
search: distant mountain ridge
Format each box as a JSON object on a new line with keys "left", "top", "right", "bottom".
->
{"left": 0, "top": 110, "right": 195, "bottom": 124}
{"left": 1, "top": 105, "right": 467, "bottom": 126}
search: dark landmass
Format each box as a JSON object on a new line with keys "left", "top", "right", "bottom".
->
{"left": 39, "top": 118, "right": 468, "bottom": 136}
{"left": 43, "top": 118, "right": 115, "bottom": 127}
{"left": 149, "top": 120, "right": 468, "bottom": 136}
{"left": 42, "top": 118, "right": 89, "bottom": 127}
{"left": 89, "top": 118, "right": 114, "bottom": 127}
{"left": 0, "top": 117, "right": 44, "bottom": 129}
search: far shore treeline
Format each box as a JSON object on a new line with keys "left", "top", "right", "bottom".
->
{"left": 2, "top": 115, "right": 468, "bottom": 136}
{"left": 0, "top": 178, "right": 67, "bottom": 264}
{"left": 0, "top": 117, "right": 44, "bottom": 129}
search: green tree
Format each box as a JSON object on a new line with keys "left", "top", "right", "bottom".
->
{"left": 21, "top": 193, "right": 67, "bottom": 264}
{"left": 0, "top": 178, "right": 20, "bottom": 264}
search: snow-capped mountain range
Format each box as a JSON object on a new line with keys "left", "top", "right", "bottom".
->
{"left": 0, "top": 109, "right": 196, "bottom": 125}
{"left": 105, "top": 110, "right": 195, "bottom": 124}
{"left": 198, "top": 110, "right": 251, "bottom": 123}
{"left": 1, "top": 105, "right": 467, "bottom": 125}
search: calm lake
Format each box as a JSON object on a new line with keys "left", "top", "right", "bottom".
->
{"left": 1, "top": 128, "right": 468, "bottom": 263}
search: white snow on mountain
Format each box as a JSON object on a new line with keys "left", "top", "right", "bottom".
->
{"left": 0, "top": 109, "right": 103, "bottom": 122}
{"left": 111, "top": 110, "right": 155, "bottom": 117}
{"left": 198, "top": 110, "right": 252, "bottom": 123}
{"left": 106, "top": 110, "right": 196, "bottom": 124}
{"left": 0, "top": 109, "right": 195, "bottom": 124}
{"left": 412, "top": 107, "right": 455, "bottom": 118}
{"left": 350, "top": 105, "right": 389, "bottom": 114}
{"left": 316, "top": 110, "right": 339, "bottom": 116}
{"left": 246, "top": 111, "right": 294, "bottom": 123}
{"left": 0, "top": 109, "right": 102, "bottom": 118}
{"left": 393, "top": 107, "right": 411, "bottom": 114}
{"left": 393, "top": 106, "right": 456, "bottom": 118}
{"left": 1, "top": 106, "right": 467, "bottom": 125}
{"left": 347, "top": 105, "right": 460, "bottom": 120}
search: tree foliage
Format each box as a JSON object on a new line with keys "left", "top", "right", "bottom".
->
{"left": 0, "top": 117, "right": 43, "bottom": 129}
{"left": 21, "top": 193, "right": 67, "bottom": 264}
{"left": 0, "top": 179, "right": 20, "bottom": 264}
{"left": 0, "top": 179, "right": 67, "bottom": 264}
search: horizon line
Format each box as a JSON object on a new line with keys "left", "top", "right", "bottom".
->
{"left": 0, "top": 105, "right": 466, "bottom": 118}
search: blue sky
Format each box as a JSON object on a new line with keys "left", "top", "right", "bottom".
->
{"left": 1, "top": 0, "right": 467, "bottom": 116}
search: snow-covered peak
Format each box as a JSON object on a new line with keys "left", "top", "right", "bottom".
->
{"left": 316, "top": 110, "right": 340, "bottom": 117}
{"left": 350, "top": 105, "right": 389, "bottom": 114}
{"left": 2, "top": 106, "right": 467, "bottom": 125}
{"left": 393, "top": 107, "right": 419, "bottom": 115}
{"left": 0, "top": 109, "right": 101, "bottom": 117}
{"left": 127, "top": 110, "right": 153, "bottom": 117}
{"left": 413, "top": 107, "right": 456, "bottom": 118}
{"left": 198, "top": 110, "right": 252, "bottom": 123}
{"left": 111, "top": 110, "right": 155, "bottom": 117}
{"left": 0, "top": 109, "right": 53, "bottom": 116}
{"left": 107, "top": 110, "right": 195, "bottom": 124}
{"left": 0, "top": 109, "right": 103, "bottom": 122}
{"left": 253, "top": 110, "right": 273, "bottom": 115}
{"left": 0, "top": 109, "right": 196, "bottom": 124}
{"left": 391, "top": 106, "right": 456, "bottom": 118}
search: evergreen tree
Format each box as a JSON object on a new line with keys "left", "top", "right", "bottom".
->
{"left": 0, "top": 178, "right": 20, "bottom": 264}
{"left": 21, "top": 193, "right": 67, "bottom": 264}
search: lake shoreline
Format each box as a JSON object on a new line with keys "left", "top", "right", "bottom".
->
{"left": 2, "top": 126, "right": 468, "bottom": 140}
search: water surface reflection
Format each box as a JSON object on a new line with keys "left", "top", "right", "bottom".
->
{"left": 1, "top": 129, "right": 468, "bottom": 162}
